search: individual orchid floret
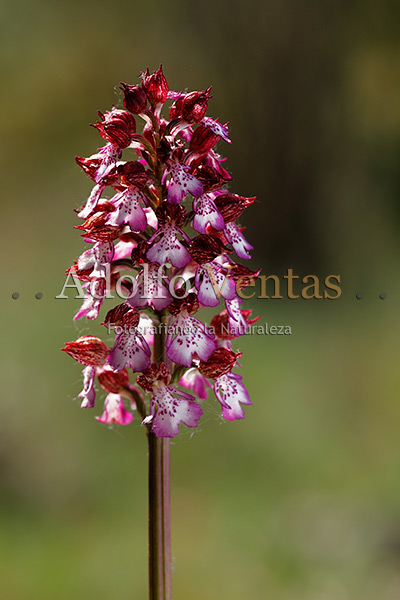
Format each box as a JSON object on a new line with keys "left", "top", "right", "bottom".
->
{"left": 61, "top": 335, "right": 109, "bottom": 366}
{"left": 192, "top": 193, "right": 224, "bottom": 233}
{"left": 166, "top": 309, "right": 216, "bottom": 367}
{"left": 141, "top": 65, "right": 169, "bottom": 105}
{"left": 138, "top": 363, "right": 202, "bottom": 438}
{"left": 224, "top": 221, "right": 253, "bottom": 260}
{"left": 178, "top": 368, "right": 210, "bottom": 400}
{"left": 166, "top": 158, "right": 203, "bottom": 205}
{"left": 170, "top": 88, "right": 212, "bottom": 124}
{"left": 78, "top": 366, "right": 96, "bottom": 408}
{"left": 127, "top": 262, "right": 172, "bottom": 311}
{"left": 106, "top": 306, "right": 151, "bottom": 373}
{"left": 146, "top": 205, "right": 192, "bottom": 269}
{"left": 200, "top": 117, "right": 231, "bottom": 143}
{"left": 213, "top": 372, "right": 252, "bottom": 421}
{"left": 195, "top": 261, "right": 236, "bottom": 308}
{"left": 146, "top": 223, "right": 191, "bottom": 268}
{"left": 120, "top": 82, "right": 148, "bottom": 115}
{"left": 92, "top": 107, "right": 136, "bottom": 149}
{"left": 224, "top": 297, "right": 256, "bottom": 336}
{"left": 106, "top": 188, "right": 148, "bottom": 232}
{"left": 108, "top": 330, "right": 151, "bottom": 372}
{"left": 96, "top": 393, "right": 134, "bottom": 426}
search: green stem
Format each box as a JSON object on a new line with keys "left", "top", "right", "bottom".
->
{"left": 148, "top": 311, "right": 172, "bottom": 600}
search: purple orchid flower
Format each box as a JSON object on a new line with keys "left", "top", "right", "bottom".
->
{"left": 166, "top": 158, "right": 203, "bottom": 204}
{"left": 192, "top": 193, "right": 224, "bottom": 233}
{"left": 146, "top": 223, "right": 191, "bottom": 269}
{"left": 166, "top": 312, "right": 216, "bottom": 367}
{"left": 106, "top": 188, "right": 148, "bottom": 232}
{"left": 144, "top": 384, "right": 202, "bottom": 438}
{"left": 224, "top": 221, "right": 253, "bottom": 260}
{"left": 213, "top": 372, "right": 252, "bottom": 420}
{"left": 195, "top": 261, "right": 237, "bottom": 307}
{"left": 96, "top": 393, "right": 134, "bottom": 425}
{"left": 108, "top": 329, "right": 151, "bottom": 372}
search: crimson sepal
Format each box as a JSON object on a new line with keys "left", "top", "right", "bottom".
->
{"left": 92, "top": 108, "right": 136, "bottom": 149}
{"left": 102, "top": 304, "right": 140, "bottom": 329}
{"left": 120, "top": 82, "right": 148, "bottom": 114}
{"left": 97, "top": 365, "right": 131, "bottom": 394}
{"left": 189, "top": 234, "right": 225, "bottom": 264}
{"left": 198, "top": 347, "right": 241, "bottom": 379}
{"left": 141, "top": 65, "right": 169, "bottom": 105}
{"left": 214, "top": 193, "right": 255, "bottom": 223}
{"left": 210, "top": 310, "right": 260, "bottom": 340}
{"left": 61, "top": 335, "right": 109, "bottom": 366}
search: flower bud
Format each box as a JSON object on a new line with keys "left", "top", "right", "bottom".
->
{"left": 198, "top": 348, "right": 241, "bottom": 379}
{"left": 61, "top": 336, "right": 109, "bottom": 366}
{"left": 214, "top": 193, "right": 255, "bottom": 223}
{"left": 141, "top": 65, "right": 169, "bottom": 105}
{"left": 180, "top": 88, "right": 212, "bottom": 123}
{"left": 120, "top": 82, "right": 147, "bottom": 114}
{"left": 92, "top": 108, "right": 136, "bottom": 149}
{"left": 189, "top": 234, "right": 224, "bottom": 264}
{"left": 97, "top": 365, "right": 130, "bottom": 393}
{"left": 189, "top": 124, "right": 220, "bottom": 154}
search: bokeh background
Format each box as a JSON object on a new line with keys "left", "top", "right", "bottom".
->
{"left": 2, "top": 1, "right": 400, "bottom": 598}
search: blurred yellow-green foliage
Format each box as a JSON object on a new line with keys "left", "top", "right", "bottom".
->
{"left": 2, "top": 1, "right": 400, "bottom": 599}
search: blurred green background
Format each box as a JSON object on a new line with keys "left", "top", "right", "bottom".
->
{"left": 2, "top": 0, "right": 400, "bottom": 598}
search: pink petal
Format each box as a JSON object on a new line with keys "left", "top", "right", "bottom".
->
{"left": 108, "top": 332, "right": 151, "bottom": 372}
{"left": 195, "top": 264, "right": 236, "bottom": 307}
{"left": 78, "top": 366, "right": 96, "bottom": 408}
{"left": 224, "top": 222, "right": 253, "bottom": 260}
{"left": 193, "top": 195, "right": 224, "bottom": 234}
{"left": 166, "top": 313, "right": 216, "bottom": 367}
{"left": 96, "top": 393, "right": 133, "bottom": 425}
{"left": 201, "top": 117, "right": 231, "bottom": 143}
{"left": 78, "top": 184, "right": 105, "bottom": 219}
{"left": 150, "top": 385, "right": 202, "bottom": 438}
{"left": 146, "top": 224, "right": 191, "bottom": 269}
{"left": 214, "top": 373, "right": 252, "bottom": 421}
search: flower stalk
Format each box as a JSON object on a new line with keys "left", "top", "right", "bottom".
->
{"left": 62, "top": 65, "right": 257, "bottom": 598}
{"left": 148, "top": 312, "right": 172, "bottom": 600}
